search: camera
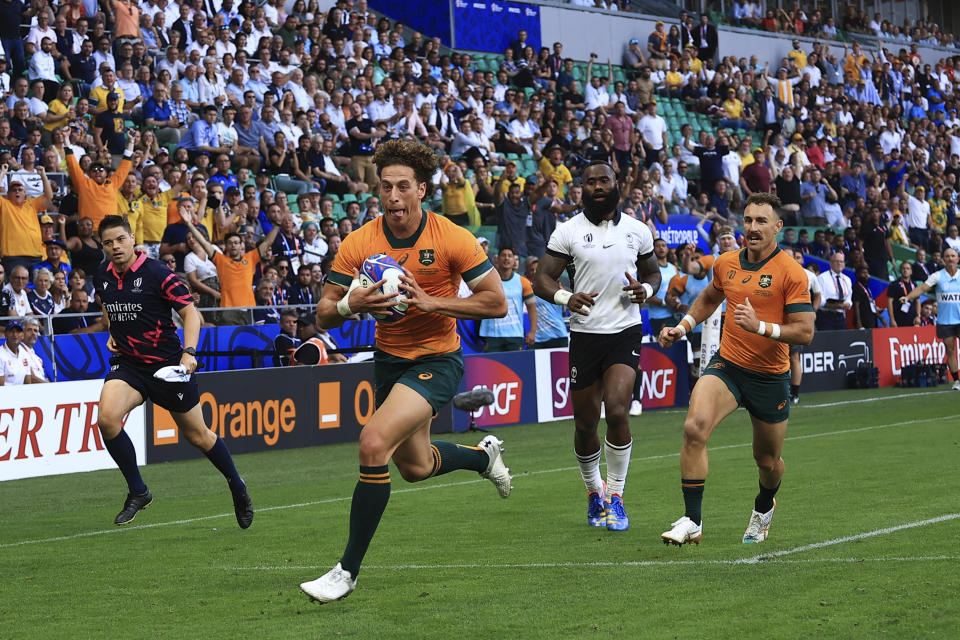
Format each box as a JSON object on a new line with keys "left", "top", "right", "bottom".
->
{"left": 207, "top": 195, "right": 221, "bottom": 209}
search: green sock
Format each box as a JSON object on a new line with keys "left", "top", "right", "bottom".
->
{"left": 340, "top": 465, "right": 390, "bottom": 576}
{"left": 428, "top": 441, "right": 489, "bottom": 477}
{"left": 682, "top": 478, "right": 705, "bottom": 526}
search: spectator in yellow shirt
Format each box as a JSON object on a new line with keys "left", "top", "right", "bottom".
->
{"left": 537, "top": 146, "right": 573, "bottom": 197}
{"left": 0, "top": 165, "right": 54, "bottom": 274}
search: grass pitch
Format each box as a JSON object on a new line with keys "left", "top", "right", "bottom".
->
{"left": 2, "top": 386, "right": 958, "bottom": 639}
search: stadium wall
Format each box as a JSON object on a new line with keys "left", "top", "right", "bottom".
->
{"left": 1, "top": 330, "right": 943, "bottom": 481}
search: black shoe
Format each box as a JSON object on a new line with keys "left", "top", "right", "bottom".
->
{"left": 233, "top": 491, "right": 254, "bottom": 529}
{"left": 115, "top": 490, "right": 153, "bottom": 526}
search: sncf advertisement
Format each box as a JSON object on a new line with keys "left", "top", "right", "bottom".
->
{"left": 534, "top": 343, "right": 690, "bottom": 422}
{"left": 0, "top": 380, "right": 146, "bottom": 481}
{"left": 459, "top": 351, "right": 538, "bottom": 427}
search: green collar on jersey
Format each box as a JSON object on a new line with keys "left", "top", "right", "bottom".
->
{"left": 738, "top": 246, "right": 781, "bottom": 271}
{"left": 382, "top": 208, "right": 429, "bottom": 249}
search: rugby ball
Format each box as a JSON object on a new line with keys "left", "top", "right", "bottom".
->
{"left": 359, "top": 253, "right": 408, "bottom": 322}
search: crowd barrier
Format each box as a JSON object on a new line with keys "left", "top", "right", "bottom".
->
{"left": 1, "top": 329, "right": 945, "bottom": 482}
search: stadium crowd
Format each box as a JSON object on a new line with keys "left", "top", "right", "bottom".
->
{"left": 1, "top": 0, "right": 959, "bottom": 382}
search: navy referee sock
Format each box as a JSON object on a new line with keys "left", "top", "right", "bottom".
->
{"left": 103, "top": 430, "right": 148, "bottom": 495}
{"left": 204, "top": 437, "right": 246, "bottom": 495}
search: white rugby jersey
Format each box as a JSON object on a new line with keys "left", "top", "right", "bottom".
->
{"left": 546, "top": 211, "right": 655, "bottom": 334}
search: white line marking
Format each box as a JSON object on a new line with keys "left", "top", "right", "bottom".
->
{"left": 2, "top": 412, "right": 956, "bottom": 550}
{"left": 736, "top": 513, "right": 960, "bottom": 564}
{"left": 227, "top": 555, "right": 960, "bottom": 572}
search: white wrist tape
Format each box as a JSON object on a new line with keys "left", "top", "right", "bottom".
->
{"left": 337, "top": 278, "right": 362, "bottom": 318}
{"left": 553, "top": 289, "right": 573, "bottom": 307}
{"left": 678, "top": 314, "right": 696, "bottom": 336}
{"left": 757, "top": 321, "right": 767, "bottom": 337}
{"left": 769, "top": 323, "right": 781, "bottom": 340}
{"left": 640, "top": 282, "right": 654, "bottom": 300}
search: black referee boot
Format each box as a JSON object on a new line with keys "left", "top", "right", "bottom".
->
{"left": 114, "top": 490, "right": 153, "bottom": 526}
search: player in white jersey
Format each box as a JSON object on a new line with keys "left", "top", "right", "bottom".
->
{"left": 533, "top": 162, "right": 660, "bottom": 531}
{"left": 788, "top": 248, "right": 822, "bottom": 403}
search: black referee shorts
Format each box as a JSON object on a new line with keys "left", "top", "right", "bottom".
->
{"left": 568, "top": 325, "right": 644, "bottom": 390}
{"left": 105, "top": 360, "right": 201, "bottom": 413}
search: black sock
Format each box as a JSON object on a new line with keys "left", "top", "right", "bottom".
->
{"left": 952, "top": 370, "right": 959, "bottom": 382}
{"left": 790, "top": 384, "right": 799, "bottom": 396}
{"left": 204, "top": 437, "right": 246, "bottom": 495}
{"left": 755, "top": 480, "right": 780, "bottom": 513}
{"left": 682, "top": 478, "right": 705, "bottom": 525}
{"left": 103, "top": 430, "right": 147, "bottom": 495}
{"left": 340, "top": 465, "right": 391, "bottom": 576}
{"left": 428, "top": 441, "right": 489, "bottom": 476}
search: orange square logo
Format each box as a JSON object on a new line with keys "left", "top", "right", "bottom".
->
{"left": 317, "top": 382, "right": 341, "bottom": 430}
{"left": 152, "top": 405, "right": 179, "bottom": 445}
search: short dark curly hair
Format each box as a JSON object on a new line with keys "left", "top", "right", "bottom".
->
{"left": 373, "top": 139, "right": 438, "bottom": 190}
{"left": 745, "top": 192, "right": 782, "bottom": 213}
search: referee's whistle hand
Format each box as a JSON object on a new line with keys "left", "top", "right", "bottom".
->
{"left": 106, "top": 335, "right": 119, "bottom": 353}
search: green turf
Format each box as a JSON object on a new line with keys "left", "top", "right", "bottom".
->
{"left": 2, "top": 386, "right": 959, "bottom": 638}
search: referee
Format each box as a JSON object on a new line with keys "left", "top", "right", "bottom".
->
{"left": 534, "top": 161, "right": 660, "bottom": 531}
{"left": 93, "top": 215, "right": 254, "bottom": 528}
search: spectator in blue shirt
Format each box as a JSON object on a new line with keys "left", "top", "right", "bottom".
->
{"left": 207, "top": 153, "right": 239, "bottom": 191}
{"left": 178, "top": 105, "right": 231, "bottom": 160}
{"left": 907, "top": 95, "right": 928, "bottom": 121}
{"left": 34, "top": 239, "right": 71, "bottom": 277}
{"left": 143, "top": 84, "right": 182, "bottom": 145}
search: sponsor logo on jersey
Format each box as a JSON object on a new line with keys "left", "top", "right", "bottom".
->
{"left": 741, "top": 275, "right": 752, "bottom": 284}
{"left": 759, "top": 274, "right": 772, "bottom": 288}
{"left": 397, "top": 253, "right": 409, "bottom": 265}
{"left": 419, "top": 249, "right": 435, "bottom": 266}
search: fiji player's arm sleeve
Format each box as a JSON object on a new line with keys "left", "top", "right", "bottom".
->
{"left": 451, "top": 228, "right": 493, "bottom": 288}
{"left": 327, "top": 233, "right": 365, "bottom": 289}
{"left": 783, "top": 265, "right": 815, "bottom": 315}
{"left": 159, "top": 271, "right": 194, "bottom": 311}
{"left": 545, "top": 221, "right": 572, "bottom": 261}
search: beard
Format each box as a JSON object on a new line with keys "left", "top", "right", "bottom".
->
{"left": 582, "top": 183, "right": 621, "bottom": 222}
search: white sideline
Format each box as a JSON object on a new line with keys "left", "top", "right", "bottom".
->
{"left": 229, "top": 554, "right": 960, "bottom": 572}
{"left": 1, "top": 402, "right": 956, "bottom": 551}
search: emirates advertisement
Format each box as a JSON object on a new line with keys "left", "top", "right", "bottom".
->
{"left": 871, "top": 326, "right": 946, "bottom": 387}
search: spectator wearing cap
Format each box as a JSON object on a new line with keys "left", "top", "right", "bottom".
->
{"left": 3, "top": 146, "right": 43, "bottom": 197}
{"left": 647, "top": 21, "right": 669, "bottom": 70}
{"left": 768, "top": 65, "right": 801, "bottom": 108}
{"left": 0, "top": 163, "right": 53, "bottom": 275}
{"left": 93, "top": 91, "right": 128, "bottom": 165}
{"left": 1, "top": 321, "right": 42, "bottom": 385}
{"left": 623, "top": 38, "right": 646, "bottom": 76}
{"left": 34, "top": 239, "right": 72, "bottom": 277}
{"left": 66, "top": 134, "right": 134, "bottom": 231}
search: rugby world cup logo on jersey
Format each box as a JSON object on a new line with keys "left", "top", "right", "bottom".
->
{"left": 132, "top": 277, "right": 143, "bottom": 293}
{"left": 582, "top": 233, "right": 594, "bottom": 248}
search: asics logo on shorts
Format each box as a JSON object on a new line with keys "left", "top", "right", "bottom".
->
{"left": 418, "top": 373, "right": 433, "bottom": 380}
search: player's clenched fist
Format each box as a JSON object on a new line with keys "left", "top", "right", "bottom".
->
{"left": 658, "top": 324, "right": 685, "bottom": 348}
